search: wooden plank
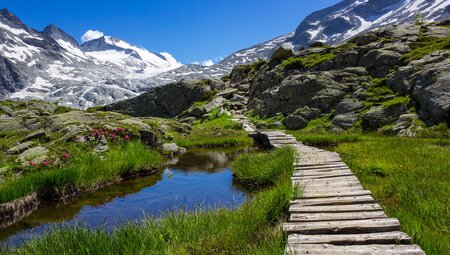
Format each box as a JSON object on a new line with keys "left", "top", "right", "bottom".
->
{"left": 290, "top": 195, "right": 375, "bottom": 206}
{"left": 302, "top": 190, "right": 372, "bottom": 198}
{"left": 298, "top": 173, "right": 355, "bottom": 179}
{"left": 293, "top": 177, "right": 360, "bottom": 184}
{"left": 290, "top": 211, "right": 387, "bottom": 222}
{"left": 288, "top": 231, "right": 411, "bottom": 245}
{"left": 294, "top": 169, "right": 352, "bottom": 175}
{"left": 298, "top": 183, "right": 364, "bottom": 191}
{"left": 285, "top": 244, "right": 425, "bottom": 255}
{"left": 283, "top": 218, "right": 400, "bottom": 234}
{"left": 289, "top": 203, "right": 383, "bottom": 213}
{"left": 295, "top": 165, "right": 348, "bottom": 170}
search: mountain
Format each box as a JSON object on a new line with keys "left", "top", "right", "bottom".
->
{"left": 81, "top": 36, "right": 181, "bottom": 78}
{"left": 289, "top": 0, "right": 450, "bottom": 47}
{"left": 0, "top": 9, "right": 182, "bottom": 108}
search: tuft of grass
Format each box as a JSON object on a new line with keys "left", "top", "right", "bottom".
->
{"left": 5, "top": 148, "right": 296, "bottom": 255}
{"left": 289, "top": 132, "right": 363, "bottom": 147}
{"left": 281, "top": 53, "right": 335, "bottom": 70}
{"left": 382, "top": 96, "right": 411, "bottom": 108}
{"left": 402, "top": 35, "right": 450, "bottom": 63}
{"left": 301, "top": 113, "right": 334, "bottom": 132}
{"left": 335, "top": 136, "right": 450, "bottom": 255}
{"left": 232, "top": 147, "right": 295, "bottom": 187}
{"left": 174, "top": 114, "right": 252, "bottom": 148}
{"left": 0, "top": 141, "right": 163, "bottom": 204}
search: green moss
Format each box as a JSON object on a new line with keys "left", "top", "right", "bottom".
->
{"left": 402, "top": 35, "right": 450, "bottom": 63}
{"left": 281, "top": 53, "right": 335, "bottom": 70}
{"left": 302, "top": 113, "right": 334, "bottom": 132}
{"left": 382, "top": 97, "right": 411, "bottom": 108}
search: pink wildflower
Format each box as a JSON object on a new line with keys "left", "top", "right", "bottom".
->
{"left": 42, "top": 161, "right": 49, "bottom": 166}
{"left": 62, "top": 153, "right": 70, "bottom": 159}
{"left": 125, "top": 135, "right": 129, "bottom": 140}
{"left": 29, "top": 160, "right": 36, "bottom": 166}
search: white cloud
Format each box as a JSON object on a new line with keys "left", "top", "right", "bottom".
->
{"left": 81, "top": 30, "right": 104, "bottom": 43}
{"left": 201, "top": 59, "right": 214, "bottom": 66}
{"left": 191, "top": 61, "right": 200, "bottom": 65}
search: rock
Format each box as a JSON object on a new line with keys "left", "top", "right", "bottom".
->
{"left": 93, "top": 135, "right": 109, "bottom": 154}
{"left": 342, "top": 67, "right": 369, "bottom": 76}
{"left": 7, "top": 141, "right": 34, "bottom": 154}
{"left": 410, "top": 50, "right": 450, "bottom": 66}
{"left": 162, "top": 143, "right": 184, "bottom": 156}
{"left": 0, "top": 105, "right": 14, "bottom": 117}
{"left": 101, "top": 80, "right": 213, "bottom": 117}
{"left": 293, "top": 106, "right": 320, "bottom": 120}
{"left": 216, "top": 89, "right": 238, "bottom": 99}
{"left": 140, "top": 130, "right": 160, "bottom": 146}
{"left": 23, "top": 118, "right": 42, "bottom": 131}
{"left": 0, "top": 118, "right": 24, "bottom": 131}
{"left": 230, "top": 66, "right": 251, "bottom": 84}
{"left": 118, "top": 118, "right": 152, "bottom": 131}
{"left": 412, "top": 59, "right": 450, "bottom": 126}
{"left": 180, "top": 117, "right": 196, "bottom": 124}
{"left": 217, "top": 107, "right": 232, "bottom": 117}
{"left": 0, "top": 166, "right": 9, "bottom": 175}
{"left": 20, "top": 130, "right": 46, "bottom": 143}
{"left": 17, "top": 147, "right": 49, "bottom": 163}
{"left": 189, "top": 96, "right": 226, "bottom": 117}
{"left": 393, "top": 114, "right": 422, "bottom": 137}
{"left": 361, "top": 49, "right": 402, "bottom": 78}
{"left": 283, "top": 115, "right": 308, "bottom": 130}
{"left": 387, "top": 66, "right": 415, "bottom": 95}
{"left": 362, "top": 104, "right": 408, "bottom": 130}
{"left": 335, "top": 99, "right": 363, "bottom": 115}
{"left": 248, "top": 72, "right": 350, "bottom": 117}
{"left": 270, "top": 44, "right": 295, "bottom": 62}
{"left": 332, "top": 113, "right": 359, "bottom": 130}
{"left": 353, "top": 33, "right": 378, "bottom": 46}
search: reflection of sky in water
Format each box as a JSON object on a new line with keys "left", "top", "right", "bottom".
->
{"left": 1, "top": 148, "right": 255, "bottom": 248}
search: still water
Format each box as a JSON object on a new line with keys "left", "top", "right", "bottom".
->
{"left": 0, "top": 147, "right": 258, "bottom": 247}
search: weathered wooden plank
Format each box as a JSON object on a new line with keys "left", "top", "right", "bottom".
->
{"left": 293, "top": 176, "right": 360, "bottom": 184}
{"left": 300, "top": 185, "right": 364, "bottom": 191}
{"left": 289, "top": 203, "right": 383, "bottom": 213}
{"left": 288, "top": 231, "right": 411, "bottom": 245}
{"left": 290, "top": 210, "right": 387, "bottom": 222}
{"left": 301, "top": 189, "right": 372, "bottom": 198}
{"left": 298, "top": 173, "right": 355, "bottom": 180}
{"left": 295, "top": 165, "right": 348, "bottom": 170}
{"left": 283, "top": 218, "right": 400, "bottom": 234}
{"left": 285, "top": 244, "right": 424, "bottom": 255}
{"left": 290, "top": 195, "right": 375, "bottom": 206}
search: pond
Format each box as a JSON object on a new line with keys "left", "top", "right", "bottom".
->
{"left": 0, "top": 146, "right": 259, "bottom": 248}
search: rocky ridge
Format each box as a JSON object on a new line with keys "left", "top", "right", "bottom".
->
{"left": 103, "top": 20, "right": 450, "bottom": 136}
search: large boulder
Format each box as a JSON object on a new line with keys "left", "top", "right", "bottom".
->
{"left": 362, "top": 104, "right": 408, "bottom": 130}
{"left": 361, "top": 49, "right": 402, "bottom": 77}
{"left": 270, "top": 44, "right": 295, "bottom": 62}
{"left": 412, "top": 59, "right": 450, "bottom": 126}
{"left": 248, "top": 72, "right": 351, "bottom": 117}
{"left": 101, "top": 80, "right": 214, "bottom": 117}
{"left": 283, "top": 115, "right": 308, "bottom": 130}
{"left": 392, "top": 114, "right": 422, "bottom": 137}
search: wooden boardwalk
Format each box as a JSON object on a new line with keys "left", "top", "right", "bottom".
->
{"left": 231, "top": 114, "right": 426, "bottom": 255}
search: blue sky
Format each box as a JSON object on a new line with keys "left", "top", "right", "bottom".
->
{"left": 2, "top": 0, "right": 341, "bottom": 64}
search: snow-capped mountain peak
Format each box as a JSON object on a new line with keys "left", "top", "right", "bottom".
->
{"left": 81, "top": 35, "right": 181, "bottom": 78}
{"left": 290, "top": 0, "right": 450, "bottom": 47}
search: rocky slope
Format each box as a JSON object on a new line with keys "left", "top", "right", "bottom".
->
{"left": 104, "top": 20, "right": 450, "bottom": 136}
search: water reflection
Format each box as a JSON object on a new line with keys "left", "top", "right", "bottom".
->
{"left": 1, "top": 146, "right": 258, "bottom": 248}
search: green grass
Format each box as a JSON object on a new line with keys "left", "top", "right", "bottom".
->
{"left": 334, "top": 136, "right": 450, "bottom": 255}
{"left": 381, "top": 96, "right": 411, "bottom": 108}
{"left": 174, "top": 114, "right": 253, "bottom": 148}
{"left": 280, "top": 53, "right": 335, "bottom": 70}
{"left": 289, "top": 132, "right": 363, "bottom": 146}
{"left": 402, "top": 35, "right": 450, "bottom": 63}
{"left": 0, "top": 141, "right": 163, "bottom": 204}
{"left": 4, "top": 148, "right": 296, "bottom": 255}
{"left": 232, "top": 147, "right": 295, "bottom": 187}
